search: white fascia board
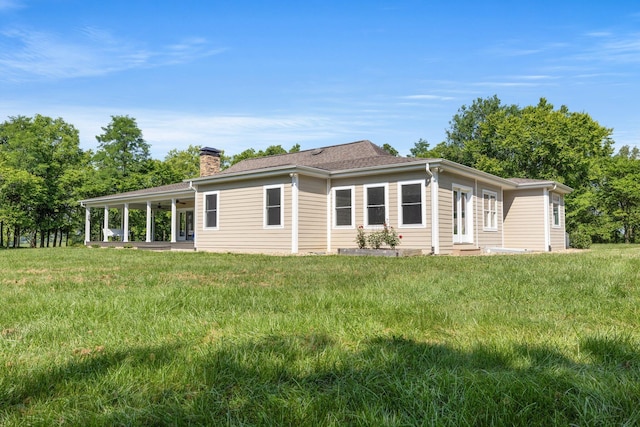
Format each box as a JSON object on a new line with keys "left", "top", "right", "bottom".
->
{"left": 330, "top": 159, "right": 517, "bottom": 189}
{"left": 80, "top": 189, "right": 196, "bottom": 207}
{"left": 513, "top": 181, "right": 573, "bottom": 194}
{"left": 329, "top": 162, "right": 428, "bottom": 178}
{"left": 191, "top": 165, "right": 330, "bottom": 185}
{"left": 433, "top": 160, "right": 519, "bottom": 189}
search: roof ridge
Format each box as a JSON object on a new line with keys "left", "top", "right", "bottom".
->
{"left": 233, "top": 139, "right": 375, "bottom": 161}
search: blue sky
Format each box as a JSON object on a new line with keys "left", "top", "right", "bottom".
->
{"left": 1, "top": 0, "right": 638, "bottom": 159}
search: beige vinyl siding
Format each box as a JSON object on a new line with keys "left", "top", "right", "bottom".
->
{"left": 549, "top": 192, "right": 566, "bottom": 251}
{"left": 503, "top": 189, "right": 546, "bottom": 251}
{"left": 436, "top": 173, "right": 454, "bottom": 255}
{"left": 330, "top": 171, "right": 431, "bottom": 253}
{"left": 437, "top": 173, "right": 477, "bottom": 254}
{"left": 435, "top": 173, "right": 508, "bottom": 254}
{"left": 298, "top": 175, "right": 328, "bottom": 253}
{"left": 477, "top": 184, "right": 503, "bottom": 250}
{"left": 196, "top": 176, "right": 292, "bottom": 253}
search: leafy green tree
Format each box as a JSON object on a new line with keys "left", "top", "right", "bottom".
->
{"left": 411, "top": 96, "right": 614, "bottom": 234}
{"left": 228, "top": 144, "right": 301, "bottom": 166}
{"left": 480, "top": 99, "right": 613, "bottom": 189}
{"left": 382, "top": 143, "right": 399, "bottom": 156}
{"left": 163, "top": 145, "right": 201, "bottom": 179}
{"left": 598, "top": 146, "right": 640, "bottom": 243}
{"left": 93, "top": 115, "right": 151, "bottom": 193}
{"left": 408, "top": 139, "right": 431, "bottom": 157}
{"left": 0, "top": 115, "right": 87, "bottom": 247}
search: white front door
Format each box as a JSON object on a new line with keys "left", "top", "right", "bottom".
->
{"left": 453, "top": 185, "right": 473, "bottom": 244}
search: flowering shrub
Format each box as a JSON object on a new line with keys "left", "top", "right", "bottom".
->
{"left": 355, "top": 224, "right": 402, "bottom": 249}
{"left": 367, "top": 229, "right": 385, "bottom": 249}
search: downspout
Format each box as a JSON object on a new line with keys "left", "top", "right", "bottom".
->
{"left": 189, "top": 180, "right": 197, "bottom": 250}
{"left": 475, "top": 178, "right": 479, "bottom": 249}
{"left": 326, "top": 178, "right": 332, "bottom": 253}
{"left": 500, "top": 187, "right": 505, "bottom": 249}
{"left": 543, "top": 188, "right": 551, "bottom": 252}
{"left": 425, "top": 164, "right": 439, "bottom": 255}
{"left": 290, "top": 173, "right": 299, "bottom": 254}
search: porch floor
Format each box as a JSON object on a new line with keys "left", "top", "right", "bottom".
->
{"left": 87, "top": 241, "right": 195, "bottom": 251}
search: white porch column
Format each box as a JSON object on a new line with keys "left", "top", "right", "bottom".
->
{"left": 103, "top": 206, "right": 109, "bottom": 242}
{"left": 146, "top": 201, "right": 152, "bottom": 242}
{"left": 170, "top": 198, "right": 177, "bottom": 243}
{"left": 84, "top": 206, "right": 91, "bottom": 244}
{"left": 290, "top": 173, "right": 299, "bottom": 254}
{"left": 123, "top": 203, "right": 130, "bottom": 243}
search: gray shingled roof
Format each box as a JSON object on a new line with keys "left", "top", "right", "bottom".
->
{"left": 220, "top": 140, "right": 420, "bottom": 174}
{"left": 81, "top": 181, "right": 192, "bottom": 203}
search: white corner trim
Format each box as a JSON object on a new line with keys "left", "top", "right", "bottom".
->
{"left": 290, "top": 173, "right": 299, "bottom": 254}
{"left": 326, "top": 178, "right": 332, "bottom": 253}
{"left": 430, "top": 168, "right": 440, "bottom": 254}
{"left": 543, "top": 188, "right": 550, "bottom": 251}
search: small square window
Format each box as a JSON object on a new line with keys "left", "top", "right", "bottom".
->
{"left": 399, "top": 182, "right": 423, "bottom": 226}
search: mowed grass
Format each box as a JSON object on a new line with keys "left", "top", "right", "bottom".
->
{"left": 1, "top": 246, "right": 639, "bottom": 426}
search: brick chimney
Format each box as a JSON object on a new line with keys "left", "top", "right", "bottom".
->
{"left": 199, "top": 147, "right": 221, "bottom": 177}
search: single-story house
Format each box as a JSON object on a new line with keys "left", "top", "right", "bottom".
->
{"left": 79, "top": 140, "right": 571, "bottom": 255}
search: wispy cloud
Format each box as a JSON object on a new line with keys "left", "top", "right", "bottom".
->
{"left": 0, "top": 102, "right": 367, "bottom": 157}
{"left": 401, "top": 94, "right": 455, "bottom": 101}
{"left": 0, "top": 0, "right": 24, "bottom": 11}
{"left": 136, "top": 112, "right": 371, "bottom": 156}
{"left": 584, "top": 33, "right": 640, "bottom": 64}
{"left": 0, "top": 26, "right": 226, "bottom": 81}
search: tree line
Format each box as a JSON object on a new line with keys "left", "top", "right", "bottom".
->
{"left": 0, "top": 96, "right": 637, "bottom": 248}
{"left": 0, "top": 114, "right": 302, "bottom": 247}
{"left": 408, "top": 96, "right": 636, "bottom": 245}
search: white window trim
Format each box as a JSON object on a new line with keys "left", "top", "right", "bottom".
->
{"left": 397, "top": 180, "right": 426, "bottom": 228}
{"left": 202, "top": 191, "right": 219, "bottom": 230}
{"left": 482, "top": 190, "right": 498, "bottom": 232}
{"left": 452, "top": 183, "right": 474, "bottom": 244}
{"left": 332, "top": 185, "right": 355, "bottom": 229}
{"left": 363, "top": 183, "right": 389, "bottom": 228}
{"left": 264, "top": 184, "right": 285, "bottom": 229}
{"left": 552, "top": 193, "right": 561, "bottom": 228}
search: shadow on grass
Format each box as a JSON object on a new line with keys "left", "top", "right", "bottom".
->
{"left": 2, "top": 335, "right": 639, "bottom": 425}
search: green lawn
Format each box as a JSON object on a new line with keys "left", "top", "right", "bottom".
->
{"left": 1, "top": 246, "right": 639, "bottom": 426}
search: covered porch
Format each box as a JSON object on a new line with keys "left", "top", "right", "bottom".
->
{"left": 80, "top": 182, "right": 197, "bottom": 248}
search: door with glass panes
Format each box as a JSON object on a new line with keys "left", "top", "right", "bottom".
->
{"left": 452, "top": 186, "right": 473, "bottom": 243}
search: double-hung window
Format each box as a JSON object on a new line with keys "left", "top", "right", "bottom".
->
{"left": 333, "top": 186, "right": 354, "bottom": 227}
{"left": 203, "top": 191, "right": 219, "bottom": 229}
{"left": 398, "top": 180, "right": 425, "bottom": 227}
{"left": 364, "top": 183, "right": 388, "bottom": 226}
{"left": 552, "top": 194, "right": 561, "bottom": 227}
{"left": 482, "top": 190, "right": 498, "bottom": 231}
{"left": 264, "top": 184, "right": 284, "bottom": 227}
